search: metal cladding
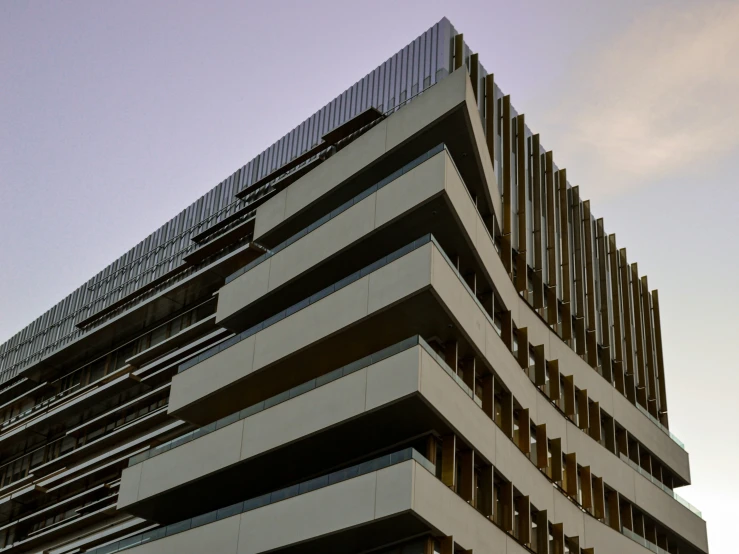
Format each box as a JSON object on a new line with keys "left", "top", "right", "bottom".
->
{"left": 0, "top": 20, "right": 456, "bottom": 384}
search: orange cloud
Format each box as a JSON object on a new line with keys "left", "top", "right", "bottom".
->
{"left": 537, "top": 2, "right": 739, "bottom": 196}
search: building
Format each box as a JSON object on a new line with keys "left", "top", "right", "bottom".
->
{"left": 0, "top": 17, "right": 708, "bottom": 554}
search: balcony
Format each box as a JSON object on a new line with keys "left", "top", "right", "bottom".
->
{"left": 130, "top": 335, "right": 479, "bottom": 470}
{"left": 100, "top": 449, "right": 432, "bottom": 554}
{"left": 106, "top": 454, "right": 543, "bottom": 554}
{"left": 215, "top": 144, "right": 454, "bottom": 332}
{"left": 118, "top": 335, "right": 488, "bottom": 524}
{"left": 222, "top": 144, "right": 445, "bottom": 289}
{"left": 167, "top": 236, "right": 441, "bottom": 424}
{"left": 620, "top": 454, "right": 701, "bottom": 517}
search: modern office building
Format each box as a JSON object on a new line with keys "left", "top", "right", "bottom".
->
{"left": 0, "top": 17, "right": 708, "bottom": 554}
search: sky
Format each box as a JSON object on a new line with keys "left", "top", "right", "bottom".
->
{"left": 1, "top": 1, "right": 737, "bottom": 551}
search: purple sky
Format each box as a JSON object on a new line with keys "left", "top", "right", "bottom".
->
{"left": 1, "top": 2, "right": 737, "bottom": 550}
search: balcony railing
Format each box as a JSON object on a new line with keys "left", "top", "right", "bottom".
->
{"left": 0, "top": 383, "right": 80, "bottom": 432}
{"left": 622, "top": 527, "right": 670, "bottom": 554}
{"left": 179, "top": 233, "right": 438, "bottom": 375}
{"left": 224, "top": 143, "right": 446, "bottom": 285}
{"left": 98, "top": 448, "right": 433, "bottom": 554}
{"left": 131, "top": 334, "right": 480, "bottom": 468}
{"left": 618, "top": 454, "right": 701, "bottom": 518}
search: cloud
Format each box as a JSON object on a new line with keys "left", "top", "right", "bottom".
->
{"left": 541, "top": 2, "right": 739, "bottom": 196}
